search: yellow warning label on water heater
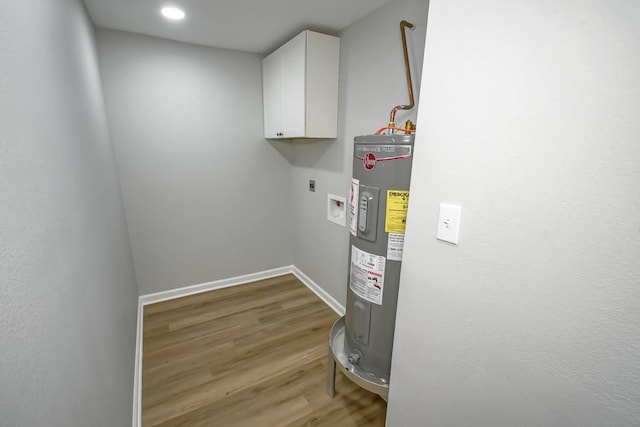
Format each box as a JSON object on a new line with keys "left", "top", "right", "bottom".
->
{"left": 385, "top": 190, "right": 409, "bottom": 234}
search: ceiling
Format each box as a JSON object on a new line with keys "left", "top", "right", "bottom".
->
{"left": 83, "top": 0, "right": 394, "bottom": 55}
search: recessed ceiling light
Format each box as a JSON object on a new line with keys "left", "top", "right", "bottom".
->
{"left": 161, "top": 7, "right": 185, "bottom": 20}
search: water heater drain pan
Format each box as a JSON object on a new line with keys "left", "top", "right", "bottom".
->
{"left": 328, "top": 316, "right": 389, "bottom": 400}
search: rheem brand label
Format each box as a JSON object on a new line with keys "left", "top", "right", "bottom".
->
{"left": 363, "top": 152, "right": 377, "bottom": 170}
{"left": 354, "top": 144, "right": 412, "bottom": 171}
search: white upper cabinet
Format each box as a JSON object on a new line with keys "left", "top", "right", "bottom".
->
{"left": 262, "top": 30, "right": 340, "bottom": 139}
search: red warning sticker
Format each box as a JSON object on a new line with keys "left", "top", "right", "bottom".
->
{"left": 350, "top": 245, "right": 386, "bottom": 305}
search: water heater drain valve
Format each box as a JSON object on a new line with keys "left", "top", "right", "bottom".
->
{"left": 348, "top": 350, "right": 362, "bottom": 366}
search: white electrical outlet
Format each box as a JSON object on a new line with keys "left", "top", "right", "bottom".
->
{"left": 436, "top": 203, "right": 462, "bottom": 244}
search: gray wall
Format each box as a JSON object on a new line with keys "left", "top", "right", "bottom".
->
{"left": 0, "top": 1, "right": 138, "bottom": 426}
{"left": 388, "top": 0, "right": 640, "bottom": 425}
{"left": 290, "top": 0, "right": 429, "bottom": 305}
{"left": 96, "top": 30, "right": 294, "bottom": 295}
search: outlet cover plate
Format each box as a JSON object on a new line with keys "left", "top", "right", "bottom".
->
{"left": 436, "top": 203, "right": 461, "bottom": 244}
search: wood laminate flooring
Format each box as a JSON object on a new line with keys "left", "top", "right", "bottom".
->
{"left": 142, "top": 273, "right": 387, "bottom": 426}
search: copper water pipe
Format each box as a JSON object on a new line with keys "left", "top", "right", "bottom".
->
{"left": 389, "top": 20, "right": 415, "bottom": 127}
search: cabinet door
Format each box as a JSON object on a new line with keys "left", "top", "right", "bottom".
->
{"left": 278, "top": 33, "right": 306, "bottom": 138}
{"left": 262, "top": 53, "right": 281, "bottom": 138}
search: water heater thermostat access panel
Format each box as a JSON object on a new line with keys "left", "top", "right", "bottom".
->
{"left": 357, "top": 185, "right": 379, "bottom": 242}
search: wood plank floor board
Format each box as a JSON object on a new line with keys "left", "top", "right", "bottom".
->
{"left": 142, "top": 273, "right": 387, "bottom": 426}
{"left": 156, "top": 360, "right": 323, "bottom": 427}
{"left": 143, "top": 276, "right": 302, "bottom": 322}
{"left": 144, "top": 310, "right": 262, "bottom": 358}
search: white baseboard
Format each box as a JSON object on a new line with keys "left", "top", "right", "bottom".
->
{"left": 292, "top": 266, "right": 345, "bottom": 316}
{"left": 131, "top": 264, "right": 344, "bottom": 426}
{"left": 132, "top": 297, "right": 143, "bottom": 427}
{"left": 139, "top": 266, "right": 294, "bottom": 306}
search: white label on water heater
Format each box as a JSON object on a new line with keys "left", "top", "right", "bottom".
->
{"left": 350, "top": 245, "right": 385, "bottom": 305}
{"left": 348, "top": 178, "right": 359, "bottom": 236}
{"left": 387, "top": 233, "right": 405, "bottom": 261}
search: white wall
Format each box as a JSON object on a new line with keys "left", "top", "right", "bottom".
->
{"left": 388, "top": 0, "right": 640, "bottom": 425}
{"left": 96, "top": 30, "right": 294, "bottom": 294}
{"left": 0, "top": 1, "right": 138, "bottom": 425}
{"left": 290, "top": 0, "right": 429, "bottom": 305}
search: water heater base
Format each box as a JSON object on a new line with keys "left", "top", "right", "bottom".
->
{"left": 326, "top": 316, "right": 389, "bottom": 401}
